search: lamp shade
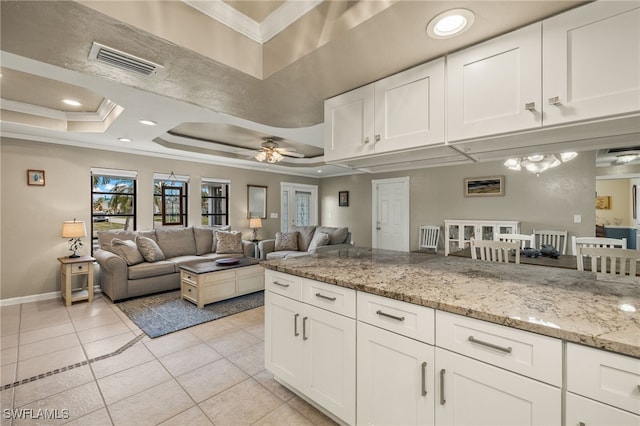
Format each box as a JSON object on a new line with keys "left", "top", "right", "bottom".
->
{"left": 249, "top": 218, "right": 262, "bottom": 229}
{"left": 61, "top": 220, "right": 87, "bottom": 238}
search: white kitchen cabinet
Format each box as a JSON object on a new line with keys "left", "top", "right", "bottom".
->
{"left": 324, "top": 58, "right": 445, "bottom": 162}
{"left": 357, "top": 321, "right": 434, "bottom": 426}
{"left": 444, "top": 220, "right": 520, "bottom": 256}
{"left": 447, "top": 24, "right": 542, "bottom": 142}
{"left": 566, "top": 393, "right": 640, "bottom": 426}
{"left": 264, "top": 271, "right": 356, "bottom": 425}
{"left": 543, "top": 2, "right": 640, "bottom": 127}
{"left": 435, "top": 347, "right": 562, "bottom": 426}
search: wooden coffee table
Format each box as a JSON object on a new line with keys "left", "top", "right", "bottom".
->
{"left": 179, "top": 258, "right": 263, "bottom": 308}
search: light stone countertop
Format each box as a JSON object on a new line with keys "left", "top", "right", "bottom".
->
{"left": 261, "top": 247, "right": 640, "bottom": 358}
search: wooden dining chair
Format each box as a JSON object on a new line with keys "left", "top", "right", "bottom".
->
{"left": 533, "top": 230, "right": 568, "bottom": 255}
{"left": 419, "top": 225, "right": 440, "bottom": 254}
{"left": 471, "top": 239, "right": 520, "bottom": 264}
{"left": 495, "top": 233, "right": 535, "bottom": 249}
{"left": 577, "top": 246, "right": 640, "bottom": 283}
{"left": 572, "top": 236, "right": 628, "bottom": 270}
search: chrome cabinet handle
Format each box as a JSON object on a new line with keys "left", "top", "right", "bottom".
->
{"left": 315, "top": 293, "right": 336, "bottom": 301}
{"left": 468, "top": 336, "right": 513, "bottom": 353}
{"left": 525, "top": 102, "right": 536, "bottom": 111}
{"left": 421, "top": 362, "right": 427, "bottom": 396}
{"left": 548, "top": 96, "right": 561, "bottom": 105}
{"left": 440, "top": 369, "right": 446, "bottom": 405}
{"left": 364, "top": 136, "right": 370, "bottom": 144}
{"left": 294, "top": 313, "right": 300, "bottom": 336}
{"left": 376, "top": 310, "right": 405, "bottom": 322}
{"left": 303, "top": 316, "right": 308, "bottom": 340}
{"left": 375, "top": 134, "right": 381, "bottom": 142}
{"left": 273, "top": 281, "right": 290, "bottom": 288}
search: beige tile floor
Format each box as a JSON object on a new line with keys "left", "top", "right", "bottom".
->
{"left": 0, "top": 294, "right": 337, "bottom": 426}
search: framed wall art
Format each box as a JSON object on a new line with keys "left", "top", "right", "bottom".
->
{"left": 595, "top": 195, "right": 611, "bottom": 210}
{"left": 339, "top": 191, "right": 349, "bottom": 207}
{"left": 27, "top": 169, "right": 45, "bottom": 186}
{"left": 464, "top": 176, "right": 504, "bottom": 197}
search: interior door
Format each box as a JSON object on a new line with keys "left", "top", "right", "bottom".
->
{"left": 372, "top": 177, "right": 410, "bottom": 251}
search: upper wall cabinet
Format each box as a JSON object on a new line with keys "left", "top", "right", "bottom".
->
{"left": 324, "top": 58, "right": 445, "bottom": 162}
{"left": 543, "top": 2, "right": 640, "bottom": 126}
{"left": 446, "top": 24, "right": 543, "bottom": 142}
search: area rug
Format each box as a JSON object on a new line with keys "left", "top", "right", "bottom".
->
{"left": 116, "top": 290, "right": 264, "bottom": 338}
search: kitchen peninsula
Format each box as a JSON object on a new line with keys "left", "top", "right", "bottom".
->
{"left": 262, "top": 247, "right": 640, "bottom": 426}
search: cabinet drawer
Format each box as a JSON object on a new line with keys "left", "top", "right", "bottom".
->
{"left": 436, "top": 311, "right": 562, "bottom": 386}
{"left": 182, "top": 282, "right": 198, "bottom": 302}
{"left": 71, "top": 263, "right": 89, "bottom": 274}
{"left": 566, "top": 392, "right": 640, "bottom": 426}
{"left": 181, "top": 271, "right": 198, "bottom": 283}
{"left": 265, "top": 270, "right": 302, "bottom": 300}
{"left": 302, "top": 278, "right": 355, "bottom": 318}
{"left": 567, "top": 343, "right": 640, "bottom": 415}
{"left": 357, "top": 292, "right": 434, "bottom": 344}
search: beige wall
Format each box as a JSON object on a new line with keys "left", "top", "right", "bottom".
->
{"left": 595, "top": 179, "right": 632, "bottom": 226}
{"left": 0, "top": 138, "right": 317, "bottom": 300}
{"left": 320, "top": 152, "right": 597, "bottom": 250}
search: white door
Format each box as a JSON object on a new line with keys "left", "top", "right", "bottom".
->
{"left": 435, "top": 348, "right": 561, "bottom": 426}
{"left": 357, "top": 322, "right": 434, "bottom": 426}
{"left": 281, "top": 183, "right": 318, "bottom": 232}
{"left": 372, "top": 177, "right": 410, "bottom": 251}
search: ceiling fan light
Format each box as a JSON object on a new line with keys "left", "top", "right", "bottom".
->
{"left": 504, "top": 158, "right": 521, "bottom": 170}
{"left": 255, "top": 151, "right": 267, "bottom": 162}
{"left": 616, "top": 153, "right": 637, "bottom": 163}
{"left": 547, "top": 155, "right": 561, "bottom": 168}
{"left": 527, "top": 154, "right": 544, "bottom": 162}
{"left": 560, "top": 152, "right": 578, "bottom": 162}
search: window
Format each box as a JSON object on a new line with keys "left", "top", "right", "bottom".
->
{"left": 91, "top": 168, "right": 137, "bottom": 243}
{"left": 153, "top": 172, "right": 189, "bottom": 227}
{"left": 281, "top": 183, "right": 318, "bottom": 232}
{"left": 201, "top": 179, "right": 229, "bottom": 226}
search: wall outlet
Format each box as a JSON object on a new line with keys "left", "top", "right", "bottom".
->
{"left": 270, "top": 212, "right": 278, "bottom": 219}
{"left": 574, "top": 214, "right": 582, "bottom": 223}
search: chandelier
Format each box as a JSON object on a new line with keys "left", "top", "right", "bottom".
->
{"left": 504, "top": 152, "right": 578, "bottom": 175}
{"left": 254, "top": 148, "right": 284, "bottom": 163}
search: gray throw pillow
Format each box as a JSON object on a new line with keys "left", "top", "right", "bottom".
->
{"left": 308, "top": 231, "right": 330, "bottom": 252}
{"left": 111, "top": 238, "right": 144, "bottom": 266}
{"left": 290, "top": 225, "right": 317, "bottom": 252}
{"left": 216, "top": 230, "right": 243, "bottom": 254}
{"left": 317, "top": 226, "right": 349, "bottom": 245}
{"left": 275, "top": 232, "right": 299, "bottom": 251}
{"left": 136, "top": 235, "right": 165, "bottom": 262}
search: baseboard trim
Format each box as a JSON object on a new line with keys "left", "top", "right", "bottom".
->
{"left": 0, "top": 286, "right": 102, "bottom": 306}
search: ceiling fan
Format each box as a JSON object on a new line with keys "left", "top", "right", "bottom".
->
{"left": 252, "top": 137, "right": 304, "bottom": 163}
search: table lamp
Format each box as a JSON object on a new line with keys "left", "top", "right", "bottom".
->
{"left": 249, "top": 217, "right": 262, "bottom": 242}
{"left": 61, "top": 219, "right": 87, "bottom": 258}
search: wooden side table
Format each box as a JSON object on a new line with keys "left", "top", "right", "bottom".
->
{"left": 58, "top": 256, "right": 95, "bottom": 306}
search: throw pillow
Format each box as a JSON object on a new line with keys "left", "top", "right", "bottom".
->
{"left": 136, "top": 235, "right": 165, "bottom": 262}
{"left": 215, "top": 230, "right": 243, "bottom": 254}
{"left": 308, "top": 231, "right": 330, "bottom": 253}
{"left": 111, "top": 238, "right": 144, "bottom": 266}
{"left": 275, "top": 231, "right": 299, "bottom": 251}
{"left": 317, "top": 226, "right": 349, "bottom": 245}
{"left": 290, "top": 225, "right": 316, "bottom": 252}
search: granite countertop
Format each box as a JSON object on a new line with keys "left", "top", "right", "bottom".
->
{"left": 261, "top": 247, "right": 640, "bottom": 358}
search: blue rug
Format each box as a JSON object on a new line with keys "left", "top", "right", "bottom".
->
{"left": 116, "top": 290, "right": 264, "bottom": 338}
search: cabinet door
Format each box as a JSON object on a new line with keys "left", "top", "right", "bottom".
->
{"left": 357, "top": 322, "right": 434, "bottom": 426}
{"left": 374, "top": 58, "right": 445, "bottom": 153}
{"left": 324, "top": 84, "right": 375, "bottom": 162}
{"left": 304, "top": 304, "right": 356, "bottom": 425}
{"left": 566, "top": 393, "right": 640, "bottom": 426}
{"left": 447, "top": 23, "right": 542, "bottom": 141}
{"left": 543, "top": 2, "right": 640, "bottom": 126}
{"left": 435, "top": 348, "right": 561, "bottom": 426}
{"left": 264, "top": 292, "right": 304, "bottom": 390}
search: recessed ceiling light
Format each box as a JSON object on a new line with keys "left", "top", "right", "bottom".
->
{"left": 138, "top": 119, "right": 157, "bottom": 126}
{"left": 118, "top": 137, "right": 132, "bottom": 142}
{"left": 62, "top": 98, "right": 82, "bottom": 107}
{"left": 426, "top": 9, "right": 475, "bottom": 39}
{"left": 317, "top": 170, "right": 323, "bottom": 173}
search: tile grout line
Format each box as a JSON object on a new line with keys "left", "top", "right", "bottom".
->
{"left": 1, "top": 333, "right": 145, "bottom": 391}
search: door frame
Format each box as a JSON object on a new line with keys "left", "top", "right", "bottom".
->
{"left": 371, "top": 176, "right": 410, "bottom": 251}
{"left": 280, "top": 182, "right": 318, "bottom": 232}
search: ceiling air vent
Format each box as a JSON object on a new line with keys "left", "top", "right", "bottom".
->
{"left": 89, "top": 42, "right": 163, "bottom": 76}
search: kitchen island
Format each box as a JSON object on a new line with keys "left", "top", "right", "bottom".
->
{"left": 261, "top": 247, "right": 640, "bottom": 426}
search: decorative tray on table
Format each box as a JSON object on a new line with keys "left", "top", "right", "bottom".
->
{"left": 215, "top": 258, "right": 240, "bottom": 266}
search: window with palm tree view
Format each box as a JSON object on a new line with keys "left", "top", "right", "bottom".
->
{"left": 91, "top": 170, "right": 137, "bottom": 244}
{"left": 201, "top": 180, "right": 229, "bottom": 226}
{"left": 153, "top": 173, "right": 188, "bottom": 227}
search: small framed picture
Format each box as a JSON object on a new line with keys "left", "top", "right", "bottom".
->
{"left": 339, "top": 191, "right": 349, "bottom": 207}
{"left": 27, "top": 169, "right": 45, "bottom": 186}
{"left": 464, "top": 176, "right": 504, "bottom": 197}
{"left": 595, "top": 195, "right": 611, "bottom": 210}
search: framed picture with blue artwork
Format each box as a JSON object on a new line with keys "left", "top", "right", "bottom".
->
{"left": 27, "top": 169, "right": 45, "bottom": 186}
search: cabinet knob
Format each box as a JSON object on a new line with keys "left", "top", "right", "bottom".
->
{"left": 374, "top": 134, "right": 381, "bottom": 142}
{"left": 548, "top": 96, "right": 561, "bottom": 106}
{"left": 525, "top": 102, "right": 536, "bottom": 111}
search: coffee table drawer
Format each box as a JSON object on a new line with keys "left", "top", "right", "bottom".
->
{"left": 182, "top": 282, "right": 198, "bottom": 303}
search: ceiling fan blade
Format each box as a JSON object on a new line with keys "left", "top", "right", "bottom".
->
{"left": 281, "top": 151, "right": 305, "bottom": 158}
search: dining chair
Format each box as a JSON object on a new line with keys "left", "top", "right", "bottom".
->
{"left": 470, "top": 239, "right": 520, "bottom": 264}
{"left": 419, "top": 225, "right": 440, "bottom": 254}
{"left": 577, "top": 246, "right": 640, "bottom": 283}
{"left": 533, "top": 230, "right": 568, "bottom": 255}
{"left": 495, "top": 233, "right": 535, "bottom": 249}
{"left": 572, "top": 236, "right": 628, "bottom": 270}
